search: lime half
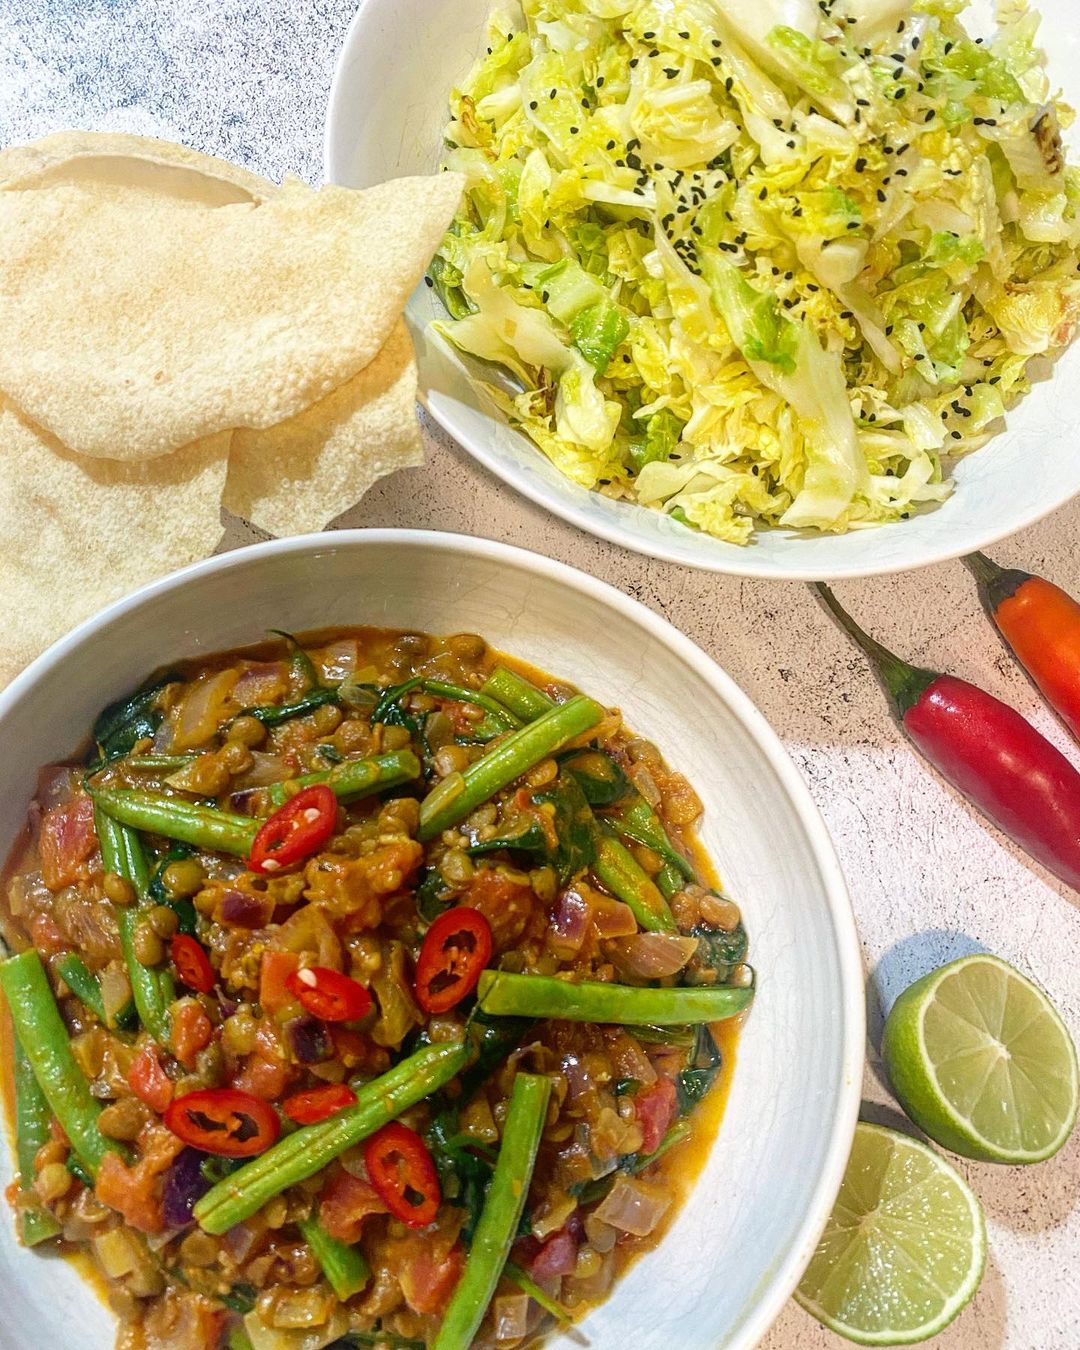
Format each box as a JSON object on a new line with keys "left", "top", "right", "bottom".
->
{"left": 796, "top": 1122, "right": 985, "bottom": 1345}
{"left": 882, "top": 953, "right": 1079, "bottom": 1164}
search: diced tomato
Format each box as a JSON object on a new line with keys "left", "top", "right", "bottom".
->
{"left": 633, "top": 1075, "right": 678, "bottom": 1154}
{"left": 128, "top": 1046, "right": 174, "bottom": 1113}
{"left": 232, "top": 1052, "right": 295, "bottom": 1101}
{"left": 463, "top": 868, "right": 536, "bottom": 948}
{"left": 170, "top": 999, "right": 213, "bottom": 1069}
{"left": 327, "top": 1027, "right": 369, "bottom": 1070}
{"left": 96, "top": 1153, "right": 164, "bottom": 1234}
{"left": 40, "top": 796, "right": 97, "bottom": 891}
{"left": 395, "top": 1236, "right": 465, "bottom": 1316}
{"left": 318, "top": 1170, "right": 387, "bottom": 1244}
{"left": 528, "top": 1224, "right": 580, "bottom": 1281}
{"left": 259, "top": 950, "right": 300, "bottom": 1016}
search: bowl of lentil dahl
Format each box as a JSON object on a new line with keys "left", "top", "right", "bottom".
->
{"left": 0, "top": 530, "right": 861, "bottom": 1349}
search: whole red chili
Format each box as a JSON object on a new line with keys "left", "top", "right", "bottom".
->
{"left": 414, "top": 906, "right": 493, "bottom": 1014}
{"left": 286, "top": 966, "right": 373, "bottom": 1022}
{"left": 818, "top": 584, "right": 1080, "bottom": 893}
{"left": 170, "top": 934, "right": 215, "bottom": 994}
{"left": 363, "top": 1121, "right": 441, "bottom": 1229}
{"left": 282, "top": 1083, "right": 357, "bottom": 1125}
{"left": 249, "top": 784, "right": 337, "bottom": 874}
{"left": 966, "top": 552, "right": 1080, "bottom": 741}
{"left": 164, "top": 1088, "right": 280, "bottom": 1157}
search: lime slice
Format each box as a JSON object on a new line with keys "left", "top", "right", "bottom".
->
{"left": 882, "top": 953, "right": 1078, "bottom": 1164}
{"left": 796, "top": 1122, "right": 985, "bottom": 1345}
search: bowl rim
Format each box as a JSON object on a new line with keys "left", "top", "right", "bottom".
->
{"left": 0, "top": 527, "right": 865, "bottom": 1347}
{"left": 322, "top": 0, "right": 1080, "bottom": 581}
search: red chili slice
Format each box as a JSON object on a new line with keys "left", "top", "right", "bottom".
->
{"left": 170, "top": 934, "right": 216, "bottom": 994}
{"left": 249, "top": 784, "right": 338, "bottom": 874}
{"left": 414, "top": 906, "right": 493, "bottom": 1014}
{"left": 363, "top": 1121, "right": 441, "bottom": 1229}
{"left": 282, "top": 1082, "right": 357, "bottom": 1125}
{"left": 286, "top": 966, "right": 373, "bottom": 1023}
{"left": 163, "top": 1088, "right": 280, "bottom": 1158}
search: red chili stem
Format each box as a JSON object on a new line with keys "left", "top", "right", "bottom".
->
{"left": 814, "top": 584, "right": 937, "bottom": 718}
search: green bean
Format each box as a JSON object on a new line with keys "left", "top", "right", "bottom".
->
{"left": 655, "top": 863, "right": 682, "bottom": 900}
{"left": 503, "top": 1262, "right": 572, "bottom": 1322}
{"left": 419, "top": 695, "right": 604, "bottom": 841}
{"left": 118, "top": 753, "right": 200, "bottom": 774}
{"left": 96, "top": 807, "right": 175, "bottom": 1047}
{"left": 298, "top": 1214, "right": 370, "bottom": 1301}
{"left": 194, "top": 1042, "right": 468, "bottom": 1234}
{"left": 479, "top": 667, "right": 555, "bottom": 722}
{"left": 0, "top": 951, "right": 119, "bottom": 1176}
{"left": 434, "top": 1073, "right": 551, "bottom": 1350}
{"left": 266, "top": 750, "right": 421, "bottom": 808}
{"left": 476, "top": 970, "right": 754, "bottom": 1025}
{"left": 55, "top": 953, "right": 136, "bottom": 1031}
{"left": 592, "top": 832, "right": 676, "bottom": 932}
{"left": 91, "top": 788, "right": 257, "bottom": 856}
{"left": 13, "top": 1037, "right": 62, "bottom": 1246}
{"left": 612, "top": 796, "right": 696, "bottom": 883}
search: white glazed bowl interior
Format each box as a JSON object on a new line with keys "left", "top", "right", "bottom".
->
{"left": 0, "top": 532, "right": 862, "bottom": 1348}
{"left": 325, "top": 0, "right": 1080, "bottom": 580}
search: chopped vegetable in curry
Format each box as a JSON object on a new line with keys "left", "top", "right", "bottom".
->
{"left": 0, "top": 627, "right": 753, "bottom": 1350}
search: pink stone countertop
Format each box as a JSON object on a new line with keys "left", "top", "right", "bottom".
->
{"left": 3, "top": 0, "right": 1079, "bottom": 1343}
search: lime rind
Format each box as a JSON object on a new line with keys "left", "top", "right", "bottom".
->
{"left": 887, "top": 954, "right": 1079, "bottom": 1165}
{"left": 795, "top": 1123, "right": 986, "bottom": 1345}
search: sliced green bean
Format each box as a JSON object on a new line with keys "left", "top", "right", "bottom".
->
{"left": 266, "top": 750, "right": 421, "bottom": 809}
{"left": 1, "top": 951, "right": 119, "bottom": 1176}
{"left": 194, "top": 1042, "right": 468, "bottom": 1234}
{"left": 612, "top": 796, "right": 695, "bottom": 883}
{"left": 96, "top": 807, "right": 175, "bottom": 1046}
{"left": 476, "top": 970, "right": 754, "bottom": 1025}
{"left": 55, "top": 954, "right": 135, "bottom": 1031}
{"left": 419, "top": 695, "right": 604, "bottom": 841}
{"left": 479, "top": 668, "right": 555, "bottom": 722}
{"left": 434, "top": 1073, "right": 551, "bottom": 1350}
{"left": 298, "top": 1214, "right": 370, "bottom": 1300}
{"left": 655, "top": 863, "right": 682, "bottom": 900}
{"left": 118, "top": 753, "right": 199, "bottom": 774}
{"left": 13, "top": 1037, "right": 62, "bottom": 1246}
{"left": 592, "top": 832, "right": 676, "bottom": 933}
{"left": 92, "top": 788, "right": 257, "bottom": 856}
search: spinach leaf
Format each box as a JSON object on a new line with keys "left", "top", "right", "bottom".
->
{"left": 89, "top": 673, "right": 181, "bottom": 766}
{"left": 676, "top": 1025, "right": 723, "bottom": 1115}
{"left": 560, "top": 749, "right": 631, "bottom": 806}
{"left": 683, "top": 919, "right": 749, "bottom": 987}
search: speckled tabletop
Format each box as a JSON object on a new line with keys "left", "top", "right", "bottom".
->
{"left": 1, "top": 2, "right": 1078, "bottom": 1347}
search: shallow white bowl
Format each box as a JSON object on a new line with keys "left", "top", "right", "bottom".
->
{"left": 0, "top": 531, "right": 862, "bottom": 1348}
{"left": 325, "top": 0, "right": 1080, "bottom": 579}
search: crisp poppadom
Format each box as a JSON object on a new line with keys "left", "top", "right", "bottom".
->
{"left": 224, "top": 319, "right": 423, "bottom": 537}
{"left": 0, "top": 171, "right": 463, "bottom": 460}
{"left": 0, "top": 401, "right": 229, "bottom": 687}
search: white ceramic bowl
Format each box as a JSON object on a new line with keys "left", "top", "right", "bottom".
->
{"left": 0, "top": 531, "right": 862, "bottom": 1348}
{"left": 324, "top": 0, "right": 1080, "bottom": 580}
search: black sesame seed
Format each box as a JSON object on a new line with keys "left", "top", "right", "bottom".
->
{"left": 951, "top": 429, "right": 963, "bottom": 439}
{"left": 664, "top": 67, "right": 679, "bottom": 78}
{"left": 424, "top": 275, "right": 434, "bottom": 287}
{"left": 679, "top": 30, "right": 690, "bottom": 39}
{"left": 877, "top": 188, "right": 886, "bottom": 202}
{"left": 529, "top": 100, "right": 538, "bottom": 109}
{"left": 570, "top": 126, "right": 579, "bottom": 134}
{"left": 549, "top": 89, "right": 556, "bottom": 99}
{"left": 725, "top": 76, "right": 733, "bottom": 90}
{"left": 596, "top": 76, "right": 605, "bottom": 87}
{"left": 630, "top": 57, "right": 639, "bottom": 67}
{"left": 855, "top": 157, "right": 867, "bottom": 173}
{"left": 758, "top": 186, "right": 767, "bottom": 200}
{"left": 856, "top": 97, "right": 870, "bottom": 107}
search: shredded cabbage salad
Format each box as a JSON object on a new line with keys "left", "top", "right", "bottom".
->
{"left": 431, "top": 0, "right": 1080, "bottom": 543}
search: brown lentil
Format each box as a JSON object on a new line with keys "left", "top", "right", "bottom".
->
{"left": 161, "top": 859, "right": 205, "bottom": 898}
{"left": 98, "top": 1097, "right": 147, "bottom": 1142}
{"left": 312, "top": 704, "right": 343, "bottom": 735}
{"left": 227, "top": 715, "right": 267, "bottom": 747}
{"left": 147, "top": 904, "right": 179, "bottom": 938}
{"left": 132, "top": 922, "right": 165, "bottom": 967}
{"left": 103, "top": 872, "right": 136, "bottom": 907}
